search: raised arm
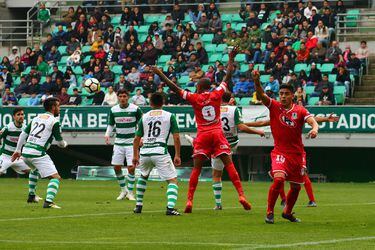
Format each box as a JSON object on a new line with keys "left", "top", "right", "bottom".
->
{"left": 244, "top": 120, "right": 271, "bottom": 127}
{"left": 253, "top": 70, "right": 271, "bottom": 107}
{"left": 222, "top": 46, "right": 239, "bottom": 84}
{"left": 151, "top": 66, "right": 182, "bottom": 94}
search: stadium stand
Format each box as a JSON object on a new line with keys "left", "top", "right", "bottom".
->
{"left": 0, "top": 1, "right": 368, "bottom": 107}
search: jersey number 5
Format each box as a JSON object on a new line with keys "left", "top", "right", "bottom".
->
{"left": 147, "top": 121, "right": 161, "bottom": 137}
{"left": 30, "top": 122, "right": 46, "bottom": 139}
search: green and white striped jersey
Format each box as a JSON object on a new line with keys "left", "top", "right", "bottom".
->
{"left": 22, "top": 113, "right": 63, "bottom": 158}
{"left": 108, "top": 103, "right": 143, "bottom": 146}
{"left": 135, "top": 109, "right": 179, "bottom": 156}
{"left": 0, "top": 122, "right": 26, "bottom": 156}
{"left": 220, "top": 105, "right": 243, "bottom": 147}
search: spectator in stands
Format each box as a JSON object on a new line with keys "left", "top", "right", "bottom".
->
{"left": 274, "top": 41, "right": 287, "bottom": 62}
{"left": 314, "top": 74, "right": 332, "bottom": 96}
{"left": 185, "top": 53, "right": 200, "bottom": 74}
{"left": 318, "top": 84, "right": 335, "bottom": 105}
{"left": 132, "top": 7, "right": 144, "bottom": 25}
{"left": 161, "top": 14, "right": 175, "bottom": 31}
{"left": 57, "top": 87, "right": 70, "bottom": 105}
{"left": 94, "top": 45, "right": 106, "bottom": 60}
{"left": 8, "top": 46, "right": 20, "bottom": 66}
{"left": 187, "top": 65, "right": 204, "bottom": 87}
{"left": 37, "top": 3, "right": 50, "bottom": 26}
{"left": 40, "top": 90, "right": 53, "bottom": 103}
{"left": 101, "top": 65, "right": 114, "bottom": 87}
{"left": 233, "top": 74, "right": 254, "bottom": 97}
{"left": 25, "top": 67, "right": 41, "bottom": 84}
{"left": 325, "top": 41, "right": 343, "bottom": 64}
{"left": 265, "top": 86, "right": 276, "bottom": 100}
{"left": 35, "top": 55, "right": 49, "bottom": 76}
{"left": 347, "top": 53, "right": 362, "bottom": 75}
{"left": 90, "top": 36, "right": 104, "bottom": 53}
{"left": 67, "top": 49, "right": 81, "bottom": 67}
{"left": 172, "top": 3, "right": 184, "bottom": 23}
{"left": 246, "top": 12, "right": 260, "bottom": 28}
{"left": 120, "top": 7, "right": 132, "bottom": 26}
{"left": 208, "top": 14, "right": 222, "bottom": 34}
{"left": 50, "top": 65, "right": 64, "bottom": 82}
{"left": 239, "top": 3, "right": 252, "bottom": 21}
{"left": 335, "top": 66, "right": 351, "bottom": 97}
{"left": 105, "top": 46, "right": 119, "bottom": 67}
{"left": 335, "top": 0, "right": 347, "bottom": 15}
{"left": 196, "top": 13, "right": 209, "bottom": 34}
{"left": 21, "top": 47, "right": 32, "bottom": 66}
{"left": 142, "top": 76, "right": 157, "bottom": 96}
{"left": 27, "top": 92, "right": 40, "bottom": 106}
{"left": 40, "top": 75, "right": 53, "bottom": 94}
{"left": 87, "top": 24, "right": 102, "bottom": 45}
{"left": 190, "top": 33, "right": 202, "bottom": 48}
{"left": 64, "top": 67, "right": 77, "bottom": 87}
{"left": 321, "top": 8, "right": 336, "bottom": 40}
{"left": 127, "top": 67, "right": 140, "bottom": 87}
{"left": 212, "top": 29, "right": 225, "bottom": 45}
{"left": 257, "top": 3, "right": 269, "bottom": 24}
{"left": 12, "top": 56, "right": 24, "bottom": 75}
{"left": 304, "top": 1, "right": 317, "bottom": 19}
{"left": 167, "top": 89, "right": 182, "bottom": 105}
{"left": 68, "top": 88, "right": 82, "bottom": 106}
{"left": 64, "top": 24, "right": 74, "bottom": 45}
{"left": 87, "top": 88, "right": 105, "bottom": 105}
{"left": 27, "top": 76, "right": 41, "bottom": 95}
{"left": 1, "top": 67, "right": 13, "bottom": 87}
{"left": 315, "top": 20, "right": 329, "bottom": 44}
{"left": 226, "top": 31, "right": 241, "bottom": 48}
{"left": 62, "top": 7, "right": 75, "bottom": 26}
{"left": 114, "top": 74, "right": 131, "bottom": 92}
{"left": 308, "top": 63, "right": 322, "bottom": 84}
{"left": 45, "top": 45, "right": 61, "bottom": 67}
{"left": 2, "top": 87, "right": 18, "bottom": 106}
{"left": 153, "top": 33, "right": 164, "bottom": 53}
{"left": 306, "top": 31, "right": 318, "bottom": 50}
{"left": 43, "top": 34, "right": 57, "bottom": 53}
{"left": 195, "top": 42, "right": 208, "bottom": 65}
{"left": 74, "top": 14, "right": 89, "bottom": 33}
{"left": 131, "top": 88, "right": 146, "bottom": 106}
{"left": 294, "top": 86, "right": 306, "bottom": 106}
{"left": 214, "top": 64, "right": 227, "bottom": 83}
{"left": 297, "top": 42, "right": 310, "bottom": 63}
{"left": 356, "top": 41, "right": 369, "bottom": 66}
{"left": 67, "top": 36, "right": 81, "bottom": 55}
{"left": 103, "top": 86, "right": 118, "bottom": 106}
{"left": 343, "top": 45, "right": 352, "bottom": 63}
{"left": 311, "top": 42, "right": 327, "bottom": 63}
{"left": 30, "top": 44, "right": 44, "bottom": 66}
{"left": 98, "top": 15, "right": 111, "bottom": 32}
{"left": 265, "top": 75, "right": 280, "bottom": 94}
{"left": 163, "top": 35, "right": 176, "bottom": 55}
{"left": 188, "top": 3, "right": 205, "bottom": 25}
{"left": 204, "top": 65, "right": 215, "bottom": 83}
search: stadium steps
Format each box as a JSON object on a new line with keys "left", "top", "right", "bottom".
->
{"left": 348, "top": 63, "right": 375, "bottom": 104}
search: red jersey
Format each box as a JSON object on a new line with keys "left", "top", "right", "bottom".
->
{"left": 267, "top": 98, "right": 313, "bottom": 154}
{"left": 180, "top": 82, "right": 227, "bottom": 133}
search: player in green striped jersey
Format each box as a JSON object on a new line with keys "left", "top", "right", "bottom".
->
{"left": 12, "top": 98, "right": 68, "bottom": 209}
{"left": 0, "top": 108, "right": 42, "bottom": 203}
{"left": 105, "top": 89, "right": 143, "bottom": 201}
{"left": 133, "top": 93, "right": 181, "bottom": 215}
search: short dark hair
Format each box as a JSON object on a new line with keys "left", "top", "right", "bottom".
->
{"left": 222, "top": 92, "right": 232, "bottom": 103}
{"left": 13, "top": 107, "right": 24, "bottom": 116}
{"left": 43, "top": 97, "right": 60, "bottom": 112}
{"left": 197, "top": 78, "right": 211, "bottom": 91}
{"left": 150, "top": 93, "right": 164, "bottom": 107}
{"left": 117, "top": 88, "right": 129, "bottom": 96}
{"left": 279, "top": 84, "right": 294, "bottom": 93}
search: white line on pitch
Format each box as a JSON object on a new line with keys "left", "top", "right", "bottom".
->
{"left": 0, "top": 202, "right": 373, "bottom": 223}
{"left": 0, "top": 236, "right": 374, "bottom": 248}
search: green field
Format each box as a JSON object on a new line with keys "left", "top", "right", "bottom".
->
{"left": 0, "top": 179, "right": 374, "bottom": 249}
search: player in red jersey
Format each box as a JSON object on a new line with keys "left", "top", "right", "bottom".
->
{"left": 253, "top": 71, "right": 319, "bottom": 223}
{"left": 245, "top": 114, "right": 338, "bottom": 207}
{"left": 152, "top": 47, "right": 252, "bottom": 213}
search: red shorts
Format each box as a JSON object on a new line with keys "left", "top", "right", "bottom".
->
{"left": 270, "top": 150, "right": 306, "bottom": 184}
{"left": 193, "top": 130, "right": 231, "bottom": 159}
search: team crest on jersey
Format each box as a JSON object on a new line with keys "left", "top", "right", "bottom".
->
{"left": 279, "top": 114, "right": 296, "bottom": 128}
{"left": 292, "top": 112, "right": 298, "bottom": 119}
{"left": 150, "top": 110, "right": 162, "bottom": 116}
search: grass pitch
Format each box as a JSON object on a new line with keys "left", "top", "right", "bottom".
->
{"left": 0, "top": 179, "right": 374, "bottom": 249}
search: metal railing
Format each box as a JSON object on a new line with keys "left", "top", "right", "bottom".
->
{"left": 0, "top": 19, "right": 42, "bottom": 46}
{"left": 336, "top": 12, "right": 375, "bottom": 41}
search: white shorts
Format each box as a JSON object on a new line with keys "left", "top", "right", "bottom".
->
{"left": 0, "top": 154, "right": 30, "bottom": 174}
{"left": 139, "top": 154, "right": 177, "bottom": 181}
{"left": 111, "top": 145, "right": 133, "bottom": 166}
{"left": 23, "top": 155, "right": 58, "bottom": 178}
{"left": 211, "top": 145, "right": 238, "bottom": 171}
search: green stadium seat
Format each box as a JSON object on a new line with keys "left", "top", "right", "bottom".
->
{"left": 254, "top": 64, "right": 265, "bottom": 72}
{"left": 178, "top": 75, "right": 190, "bottom": 85}
{"left": 82, "top": 45, "right": 91, "bottom": 54}
{"left": 83, "top": 55, "right": 91, "bottom": 64}
{"left": 139, "top": 34, "right": 148, "bottom": 43}
{"left": 232, "top": 14, "right": 243, "bottom": 23}
{"left": 346, "top": 9, "right": 360, "bottom": 27}
{"left": 145, "top": 15, "right": 159, "bottom": 24}
{"left": 24, "top": 66, "right": 32, "bottom": 75}
{"left": 235, "top": 23, "right": 247, "bottom": 31}
{"left": 209, "top": 53, "right": 222, "bottom": 63}
{"left": 111, "top": 65, "right": 123, "bottom": 74}
{"left": 239, "top": 97, "right": 251, "bottom": 106}
{"left": 294, "top": 63, "right": 309, "bottom": 73}
{"left": 77, "top": 75, "right": 84, "bottom": 87}
{"left": 235, "top": 53, "right": 246, "bottom": 62}
{"left": 305, "top": 86, "right": 315, "bottom": 96}
{"left": 81, "top": 97, "right": 93, "bottom": 106}
{"left": 67, "top": 86, "right": 75, "bottom": 95}
{"left": 334, "top": 86, "right": 346, "bottom": 105}
{"left": 222, "top": 54, "right": 229, "bottom": 63}
{"left": 58, "top": 56, "right": 69, "bottom": 66}
{"left": 137, "top": 25, "right": 149, "bottom": 34}
{"left": 58, "top": 46, "right": 68, "bottom": 56}
{"left": 216, "top": 44, "right": 227, "bottom": 53}
{"left": 308, "top": 97, "right": 319, "bottom": 106}
{"left": 205, "top": 44, "right": 217, "bottom": 54}
{"left": 329, "top": 74, "right": 336, "bottom": 83}
{"left": 201, "top": 34, "right": 214, "bottom": 43}
{"left": 201, "top": 64, "right": 210, "bottom": 72}
{"left": 240, "top": 64, "right": 249, "bottom": 72}
{"left": 18, "top": 98, "right": 30, "bottom": 106}
{"left": 260, "top": 75, "right": 270, "bottom": 83}
{"left": 221, "top": 14, "right": 233, "bottom": 23}
{"left": 261, "top": 22, "right": 271, "bottom": 30}
{"left": 261, "top": 42, "right": 266, "bottom": 50}
{"left": 320, "top": 63, "right": 334, "bottom": 73}
{"left": 111, "top": 15, "right": 121, "bottom": 25}
{"left": 158, "top": 55, "right": 171, "bottom": 64}
{"left": 162, "top": 65, "right": 169, "bottom": 72}
{"left": 73, "top": 66, "right": 83, "bottom": 75}
{"left": 13, "top": 76, "right": 21, "bottom": 86}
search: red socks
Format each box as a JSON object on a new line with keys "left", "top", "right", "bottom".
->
{"left": 279, "top": 182, "right": 286, "bottom": 201}
{"left": 284, "top": 184, "right": 301, "bottom": 215}
{"left": 225, "top": 162, "right": 244, "bottom": 197}
{"left": 187, "top": 167, "right": 201, "bottom": 201}
{"left": 267, "top": 177, "right": 284, "bottom": 214}
{"left": 304, "top": 175, "right": 315, "bottom": 202}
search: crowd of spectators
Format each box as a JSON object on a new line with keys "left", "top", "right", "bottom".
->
{"left": 0, "top": 1, "right": 370, "bottom": 107}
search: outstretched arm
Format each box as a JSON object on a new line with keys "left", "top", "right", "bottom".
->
{"left": 306, "top": 116, "right": 319, "bottom": 139}
{"left": 244, "top": 120, "right": 271, "bottom": 127}
{"left": 253, "top": 71, "right": 270, "bottom": 107}
{"left": 151, "top": 66, "right": 182, "bottom": 94}
{"left": 237, "top": 123, "right": 265, "bottom": 137}
{"left": 315, "top": 113, "right": 339, "bottom": 123}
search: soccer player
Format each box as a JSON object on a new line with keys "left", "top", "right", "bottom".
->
{"left": 253, "top": 71, "right": 319, "bottom": 223}
{"left": 152, "top": 46, "right": 252, "bottom": 213}
{"left": 245, "top": 114, "right": 339, "bottom": 208}
{"left": 12, "top": 98, "right": 68, "bottom": 209}
{"left": 105, "top": 89, "right": 143, "bottom": 201}
{"left": 132, "top": 93, "right": 181, "bottom": 215}
{"left": 185, "top": 92, "right": 265, "bottom": 210}
{"left": 0, "top": 107, "right": 42, "bottom": 203}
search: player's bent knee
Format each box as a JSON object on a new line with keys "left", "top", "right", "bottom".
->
{"left": 113, "top": 165, "right": 122, "bottom": 172}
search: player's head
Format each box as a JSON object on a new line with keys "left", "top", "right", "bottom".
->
{"left": 196, "top": 78, "right": 211, "bottom": 93}
{"left": 44, "top": 97, "right": 60, "bottom": 117}
{"left": 117, "top": 88, "right": 129, "bottom": 106}
{"left": 13, "top": 107, "right": 24, "bottom": 125}
{"left": 222, "top": 92, "right": 232, "bottom": 104}
{"left": 150, "top": 93, "right": 164, "bottom": 109}
{"left": 279, "top": 84, "right": 294, "bottom": 107}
